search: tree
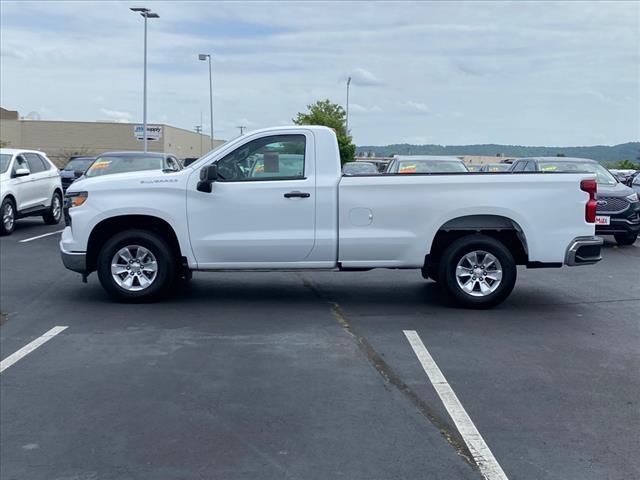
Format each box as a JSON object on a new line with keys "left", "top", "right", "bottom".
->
{"left": 293, "top": 99, "right": 355, "bottom": 164}
{"left": 612, "top": 159, "right": 640, "bottom": 170}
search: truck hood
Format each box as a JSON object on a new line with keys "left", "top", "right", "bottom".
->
{"left": 597, "top": 181, "right": 634, "bottom": 197}
{"left": 66, "top": 169, "right": 184, "bottom": 194}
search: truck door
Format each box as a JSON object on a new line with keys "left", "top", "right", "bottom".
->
{"left": 186, "top": 131, "right": 316, "bottom": 267}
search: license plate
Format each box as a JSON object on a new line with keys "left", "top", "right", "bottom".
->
{"left": 595, "top": 215, "right": 610, "bottom": 225}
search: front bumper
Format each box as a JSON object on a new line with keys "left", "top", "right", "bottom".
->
{"left": 595, "top": 201, "right": 640, "bottom": 236}
{"left": 565, "top": 236, "right": 603, "bottom": 266}
{"left": 60, "top": 243, "right": 87, "bottom": 274}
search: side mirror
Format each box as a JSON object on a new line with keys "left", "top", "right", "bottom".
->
{"left": 197, "top": 164, "right": 218, "bottom": 193}
{"left": 14, "top": 168, "right": 30, "bottom": 177}
{"left": 200, "top": 164, "right": 218, "bottom": 181}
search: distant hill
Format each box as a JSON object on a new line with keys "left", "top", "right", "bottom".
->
{"left": 356, "top": 142, "right": 639, "bottom": 164}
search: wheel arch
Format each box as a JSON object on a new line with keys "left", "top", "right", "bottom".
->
{"left": 2, "top": 193, "right": 16, "bottom": 206}
{"left": 86, "top": 215, "right": 183, "bottom": 273}
{"left": 426, "top": 214, "right": 529, "bottom": 271}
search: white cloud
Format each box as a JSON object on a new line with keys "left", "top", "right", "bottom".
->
{"left": 403, "top": 101, "right": 430, "bottom": 114}
{"left": 99, "top": 108, "right": 132, "bottom": 123}
{"left": 350, "top": 103, "right": 383, "bottom": 114}
{"left": 349, "top": 68, "right": 385, "bottom": 86}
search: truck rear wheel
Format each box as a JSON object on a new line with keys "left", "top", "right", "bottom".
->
{"left": 437, "top": 234, "right": 516, "bottom": 309}
{"left": 97, "top": 229, "right": 176, "bottom": 301}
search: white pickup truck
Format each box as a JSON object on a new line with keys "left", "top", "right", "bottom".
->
{"left": 60, "top": 126, "right": 602, "bottom": 308}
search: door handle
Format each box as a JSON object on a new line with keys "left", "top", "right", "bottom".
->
{"left": 284, "top": 191, "right": 310, "bottom": 198}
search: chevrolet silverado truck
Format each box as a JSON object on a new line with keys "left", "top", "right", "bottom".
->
{"left": 60, "top": 126, "right": 603, "bottom": 308}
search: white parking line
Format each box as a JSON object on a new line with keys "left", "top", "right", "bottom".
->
{"left": 0, "top": 326, "right": 68, "bottom": 373}
{"left": 19, "top": 229, "right": 65, "bottom": 243}
{"left": 403, "top": 330, "right": 508, "bottom": 480}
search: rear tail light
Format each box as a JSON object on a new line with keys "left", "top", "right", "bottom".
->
{"left": 581, "top": 179, "right": 597, "bottom": 223}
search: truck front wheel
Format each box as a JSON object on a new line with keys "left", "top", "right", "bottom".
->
{"left": 438, "top": 234, "right": 516, "bottom": 309}
{"left": 97, "top": 229, "right": 176, "bottom": 301}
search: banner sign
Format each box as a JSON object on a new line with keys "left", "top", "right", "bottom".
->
{"left": 134, "top": 125, "right": 162, "bottom": 141}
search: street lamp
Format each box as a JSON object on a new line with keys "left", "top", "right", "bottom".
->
{"left": 198, "top": 53, "right": 214, "bottom": 149}
{"left": 130, "top": 7, "right": 159, "bottom": 153}
{"left": 346, "top": 76, "right": 352, "bottom": 134}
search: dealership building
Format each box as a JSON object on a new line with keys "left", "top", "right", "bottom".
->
{"left": 0, "top": 107, "right": 224, "bottom": 166}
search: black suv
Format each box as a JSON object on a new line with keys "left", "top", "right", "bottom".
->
{"left": 60, "top": 156, "right": 95, "bottom": 192}
{"left": 510, "top": 157, "right": 640, "bottom": 246}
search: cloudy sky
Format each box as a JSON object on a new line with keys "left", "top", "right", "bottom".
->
{"left": 1, "top": 1, "right": 638, "bottom": 146}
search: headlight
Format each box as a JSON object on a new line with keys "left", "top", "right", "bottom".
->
{"left": 625, "top": 193, "right": 639, "bottom": 203}
{"left": 65, "top": 191, "right": 88, "bottom": 208}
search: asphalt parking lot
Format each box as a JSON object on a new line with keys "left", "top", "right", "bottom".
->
{"left": 1, "top": 220, "right": 639, "bottom": 480}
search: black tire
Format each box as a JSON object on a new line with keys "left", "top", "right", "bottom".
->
{"left": 614, "top": 233, "right": 638, "bottom": 246}
{"left": 437, "top": 234, "right": 517, "bottom": 309}
{"left": 42, "top": 191, "right": 62, "bottom": 225}
{"left": 1, "top": 197, "right": 16, "bottom": 236}
{"left": 97, "top": 229, "right": 176, "bottom": 301}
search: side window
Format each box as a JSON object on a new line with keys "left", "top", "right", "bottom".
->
{"left": 524, "top": 161, "right": 536, "bottom": 172}
{"left": 24, "top": 153, "right": 46, "bottom": 173}
{"left": 13, "top": 155, "right": 30, "bottom": 174}
{"left": 37, "top": 154, "right": 53, "bottom": 170}
{"left": 511, "top": 161, "right": 526, "bottom": 172}
{"left": 215, "top": 134, "right": 306, "bottom": 182}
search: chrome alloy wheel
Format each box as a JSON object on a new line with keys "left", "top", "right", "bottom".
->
{"left": 52, "top": 195, "right": 61, "bottom": 220}
{"left": 110, "top": 245, "right": 158, "bottom": 292}
{"left": 3, "top": 202, "right": 14, "bottom": 231}
{"left": 455, "top": 250, "right": 503, "bottom": 297}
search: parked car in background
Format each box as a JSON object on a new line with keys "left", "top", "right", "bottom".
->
{"left": 509, "top": 157, "right": 640, "bottom": 245}
{"left": 466, "top": 164, "right": 480, "bottom": 172}
{"left": 386, "top": 156, "right": 469, "bottom": 174}
{"left": 625, "top": 170, "right": 640, "bottom": 187}
{"left": 82, "top": 152, "right": 182, "bottom": 179}
{"left": 342, "top": 161, "right": 380, "bottom": 175}
{"left": 609, "top": 169, "right": 636, "bottom": 184}
{"left": 479, "top": 163, "right": 512, "bottom": 173}
{"left": 60, "top": 156, "right": 95, "bottom": 192}
{"left": 0, "top": 148, "right": 63, "bottom": 235}
{"left": 183, "top": 157, "right": 199, "bottom": 167}
{"left": 631, "top": 174, "right": 640, "bottom": 196}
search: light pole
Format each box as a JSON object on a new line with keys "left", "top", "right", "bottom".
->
{"left": 130, "top": 7, "right": 159, "bottom": 153}
{"left": 198, "top": 53, "right": 214, "bottom": 149}
{"left": 346, "top": 76, "right": 352, "bottom": 134}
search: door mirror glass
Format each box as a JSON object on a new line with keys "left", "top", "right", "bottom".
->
{"left": 197, "top": 164, "right": 219, "bottom": 193}
{"left": 200, "top": 164, "right": 219, "bottom": 182}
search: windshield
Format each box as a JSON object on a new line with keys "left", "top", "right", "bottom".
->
{"left": 395, "top": 160, "right": 468, "bottom": 173}
{"left": 64, "top": 158, "right": 94, "bottom": 172}
{"left": 85, "top": 155, "right": 164, "bottom": 177}
{"left": 0, "top": 154, "right": 11, "bottom": 174}
{"left": 537, "top": 161, "right": 617, "bottom": 186}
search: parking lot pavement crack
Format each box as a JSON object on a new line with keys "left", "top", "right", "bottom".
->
{"left": 297, "top": 274, "right": 478, "bottom": 471}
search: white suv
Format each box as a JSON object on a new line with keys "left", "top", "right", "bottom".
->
{"left": 0, "top": 148, "right": 63, "bottom": 235}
